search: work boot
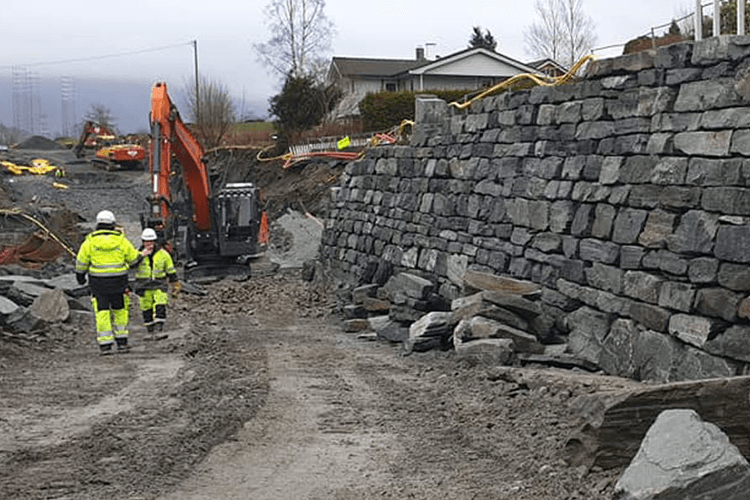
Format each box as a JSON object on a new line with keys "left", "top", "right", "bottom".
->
{"left": 99, "top": 345, "right": 114, "bottom": 356}
{"left": 116, "top": 338, "right": 130, "bottom": 353}
{"left": 144, "top": 324, "right": 155, "bottom": 341}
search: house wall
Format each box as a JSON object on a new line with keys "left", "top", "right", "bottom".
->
{"left": 408, "top": 75, "right": 502, "bottom": 92}
{"left": 320, "top": 37, "right": 750, "bottom": 383}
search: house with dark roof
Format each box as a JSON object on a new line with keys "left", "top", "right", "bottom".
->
{"left": 527, "top": 58, "right": 568, "bottom": 77}
{"left": 327, "top": 46, "right": 552, "bottom": 119}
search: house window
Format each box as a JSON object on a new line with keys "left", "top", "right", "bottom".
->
{"left": 385, "top": 82, "right": 396, "bottom": 92}
{"left": 481, "top": 79, "right": 493, "bottom": 88}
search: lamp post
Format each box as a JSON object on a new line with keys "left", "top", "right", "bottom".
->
{"left": 193, "top": 39, "right": 200, "bottom": 124}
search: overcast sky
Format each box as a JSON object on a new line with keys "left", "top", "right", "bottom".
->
{"left": 0, "top": 0, "right": 696, "bottom": 136}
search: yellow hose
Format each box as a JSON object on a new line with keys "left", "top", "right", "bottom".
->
{"left": 449, "top": 54, "right": 596, "bottom": 110}
{"left": 0, "top": 208, "right": 76, "bottom": 258}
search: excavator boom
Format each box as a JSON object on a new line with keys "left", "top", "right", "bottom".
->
{"left": 149, "top": 82, "right": 211, "bottom": 232}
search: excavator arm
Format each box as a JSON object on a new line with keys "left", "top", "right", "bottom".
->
{"left": 149, "top": 82, "right": 211, "bottom": 232}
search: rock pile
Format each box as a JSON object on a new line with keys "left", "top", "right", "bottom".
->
{"left": 0, "top": 271, "right": 91, "bottom": 340}
{"left": 341, "top": 266, "right": 593, "bottom": 367}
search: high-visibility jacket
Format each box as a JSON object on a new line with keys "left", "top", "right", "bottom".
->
{"left": 134, "top": 248, "right": 177, "bottom": 292}
{"left": 76, "top": 229, "right": 140, "bottom": 277}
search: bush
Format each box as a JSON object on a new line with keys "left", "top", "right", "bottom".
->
{"left": 359, "top": 89, "right": 474, "bottom": 131}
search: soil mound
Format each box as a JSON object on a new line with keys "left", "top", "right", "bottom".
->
{"left": 14, "top": 135, "right": 66, "bottom": 150}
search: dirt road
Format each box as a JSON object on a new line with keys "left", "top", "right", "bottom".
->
{"left": 0, "top": 149, "right": 633, "bottom": 499}
{"left": 0, "top": 270, "right": 632, "bottom": 500}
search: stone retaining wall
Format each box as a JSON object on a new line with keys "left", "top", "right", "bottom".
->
{"left": 320, "top": 36, "right": 750, "bottom": 383}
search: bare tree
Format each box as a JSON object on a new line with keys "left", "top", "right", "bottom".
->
{"left": 254, "top": 0, "right": 335, "bottom": 80}
{"left": 83, "top": 103, "right": 117, "bottom": 134}
{"left": 183, "top": 76, "right": 236, "bottom": 149}
{"left": 524, "top": 0, "right": 597, "bottom": 69}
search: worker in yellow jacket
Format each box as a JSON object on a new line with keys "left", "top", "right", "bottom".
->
{"left": 75, "top": 210, "right": 148, "bottom": 355}
{"left": 134, "top": 228, "right": 180, "bottom": 340}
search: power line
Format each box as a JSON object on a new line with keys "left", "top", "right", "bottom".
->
{"left": 0, "top": 41, "right": 194, "bottom": 70}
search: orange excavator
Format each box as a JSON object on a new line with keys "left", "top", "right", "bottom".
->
{"left": 144, "top": 81, "right": 269, "bottom": 280}
{"left": 73, "top": 121, "right": 146, "bottom": 170}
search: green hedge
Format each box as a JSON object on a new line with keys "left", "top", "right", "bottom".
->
{"left": 359, "top": 89, "right": 472, "bottom": 131}
{"left": 358, "top": 82, "right": 541, "bottom": 132}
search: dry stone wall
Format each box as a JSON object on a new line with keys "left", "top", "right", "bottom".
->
{"left": 321, "top": 36, "right": 750, "bottom": 383}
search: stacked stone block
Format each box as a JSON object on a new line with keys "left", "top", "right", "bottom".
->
{"left": 321, "top": 36, "right": 750, "bottom": 383}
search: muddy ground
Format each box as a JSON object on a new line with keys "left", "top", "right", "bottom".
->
{"left": 0, "top": 145, "right": 636, "bottom": 499}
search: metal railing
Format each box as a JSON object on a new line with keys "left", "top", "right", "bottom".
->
{"left": 289, "top": 132, "right": 372, "bottom": 156}
{"left": 592, "top": 1, "right": 745, "bottom": 58}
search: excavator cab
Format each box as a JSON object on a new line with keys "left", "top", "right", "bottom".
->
{"left": 216, "top": 183, "right": 263, "bottom": 256}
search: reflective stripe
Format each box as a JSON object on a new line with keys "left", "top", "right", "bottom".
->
{"left": 97, "top": 332, "right": 115, "bottom": 344}
{"left": 135, "top": 248, "right": 176, "bottom": 281}
{"left": 76, "top": 229, "right": 140, "bottom": 278}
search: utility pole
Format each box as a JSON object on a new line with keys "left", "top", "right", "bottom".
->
{"left": 193, "top": 39, "right": 200, "bottom": 124}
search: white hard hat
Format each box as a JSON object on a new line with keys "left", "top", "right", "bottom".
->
{"left": 96, "top": 210, "right": 116, "bottom": 224}
{"left": 141, "top": 228, "right": 158, "bottom": 241}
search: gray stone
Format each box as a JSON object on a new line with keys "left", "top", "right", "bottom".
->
{"left": 369, "top": 315, "right": 409, "bottom": 342}
{"left": 689, "top": 257, "right": 719, "bottom": 284}
{"left": 716, "top": 225, "right": 750, "bottom": 263}
{"left": 382, "top": 272, "right": 434, "bottom": 300}
{"left": 632, "top": 329, "right": 676, "bottom": 383}
{"left": 29, "top": 289, "right": 69, "bottom": 324}
{"left": 673, "top": 131, "right": 732, "bottom": 156}
{"left": 638, "top": 210, "right": 676, "bottom": 249}
{"left": 481, "top": 291, "right": 542, "bottom": 319}
{"left": 658, "top": 282, "right": 695, "bottom": 313}
{"left": 5, "top": 307, "right": 44, "bottom": 333}
{"left": 614, "top": 409, "right": 750, "bottom": 500}
{"left": 585, "top": 262, "right": 623, "bottom": 294}
{"left": 629, "top": 302, "right": 670, "bottom": 332}
{"left": 599, "top": 319, "right": 638, "bottom": 378}
{"left": 566, "top": 306, "right": 612, "bottom": 365}
{"left": 591, "top": 204, "right": 616, "bottom": 239}
{"left": 623, "top": 271, "right": 663, "bottom": 304}
{"left": 705, "top": 324, "right": 750, "bottom": 363}
{"left": 666, "top": 210, "right": 719, "bottom": 255}
{"left": 0, "top": 295, "right": 20, "bottom": 318}
{"left": 587, "top": 50, "right": 655, "bottom": 77}
{"left": 579, "top": 238, "right": 619, "bottom": 264}
{"left": 687, "top": 157, "right": 742, "bottom": 186}
{"left": 703, "top": 187, "right": 750, "bottom": 215}
{"left": 612, "top": 208, "right": 649, "bottom": 244}
{"left": 454, "top": 337, "right": 514, "bottom": 366}
{"left": 718, "top": 263, "right": 750, "bottom": 291}
{"left": 674, "top": 79, "right": 743, "bottom": 112}
{"left": 620, "top": 246, "right": 645, "bottom": 269}
{"left": 694, "top": 288, "right": 741, "bottom": 322}
{"left": 352, "top": 284, "right": 379, "bottom": 304}
{"left": 641, "top": 249, "right": 688, "bottom": 276}
{"left": 467, "top": 316, "right": 544, "bottom": 354}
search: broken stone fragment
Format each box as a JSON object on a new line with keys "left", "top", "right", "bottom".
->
{"left": 614, "top": 409, "right": 750, "bottom": 500}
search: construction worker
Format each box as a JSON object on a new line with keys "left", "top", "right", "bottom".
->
{"left": 75, "top": 210, "right": 148, "bottom": 355}
{"left": 134, "top": 228, "right": 180, "bottom": 340}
